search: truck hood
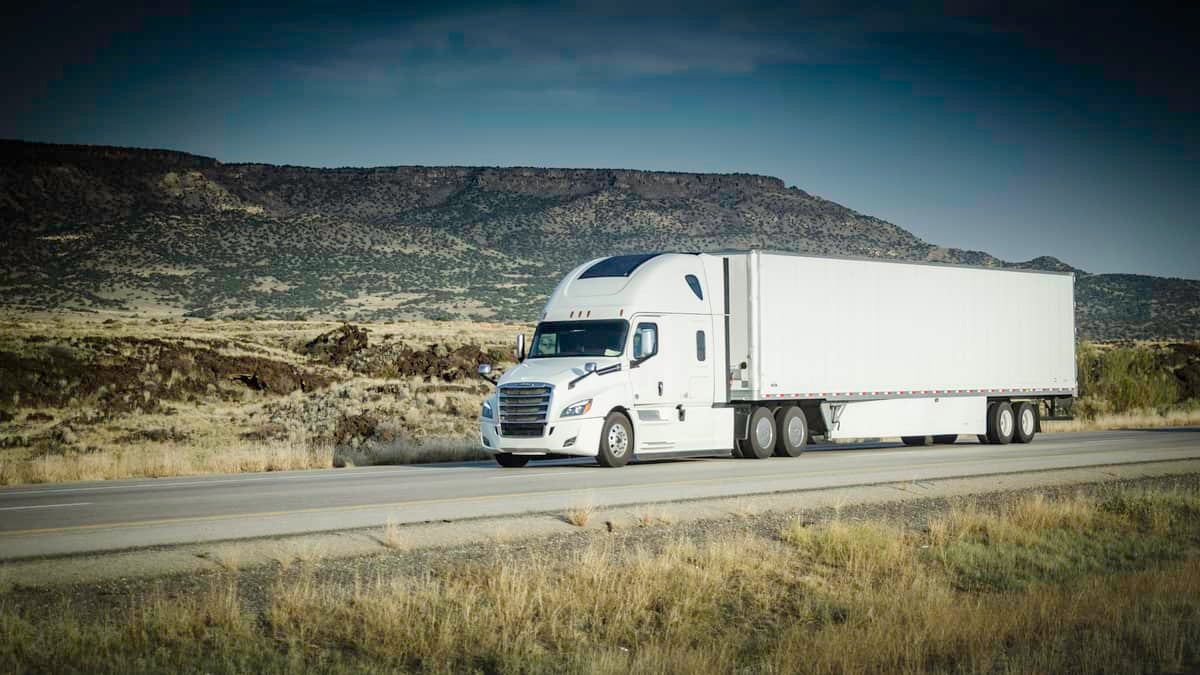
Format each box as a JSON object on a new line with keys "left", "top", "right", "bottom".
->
{"left": 498, "top": 357, "right": 621, "bottom": 389}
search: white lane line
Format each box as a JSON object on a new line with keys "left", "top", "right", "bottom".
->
{"left": 0, "top": 502, "right": 91, "bottom": 512}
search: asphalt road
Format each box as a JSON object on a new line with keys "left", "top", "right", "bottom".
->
{"left": 2, "top": 428, "right": 1198, "bottom": 560}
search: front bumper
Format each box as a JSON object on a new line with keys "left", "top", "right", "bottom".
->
{"left": 479, "top": 416, "right": 606, "bottom": 457}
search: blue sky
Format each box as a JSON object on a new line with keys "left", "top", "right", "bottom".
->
{"left": 4, "top": 1, "right": 1197, "bottom": 278}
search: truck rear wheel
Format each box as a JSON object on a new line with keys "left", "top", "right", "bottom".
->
{"left": 738, "top": 407, "right": 775, "bottom": 459}
{"left": 986, "top": 401, "right": 1015, "bottom": 445}
{"left": 1012, "top": 402, "right": 1037, "bottom": 443}
{"left": 932, "top": 434, "right": 958, "bottom": 444}
{"left": 495, "top": 453, "right": 530, "bottom": 468}
{"left": 596, "top": 412, "right": 633, "bottom": 468}
{"left": 901, "top": 436, "right": 928, "bottom": 446}
{"left": 773, "top": 406, "right": 807, "bottom": 457}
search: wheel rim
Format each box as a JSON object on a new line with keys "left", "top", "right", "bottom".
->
{"left": 999, "top": 408, "right": 1014, "bottom": 437}
{"left": 755, "top": 416, "right": 773, "bottom": 448}
{"left": 1020, "top": 408, "right": 1035, "bottom": 436}
{"left": 608, "top": 424, "right": 629, "bottom": 457}
{"left": 786, "top": 416, "right": 805, "bottom": 447}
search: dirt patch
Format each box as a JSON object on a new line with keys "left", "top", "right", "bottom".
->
{"left": 0, "top": 337, "right": 337, "bottom": 416}
{"left": 240, "top": 422, "right": 290, "bottom": 442}
{"left": 350, "top": 342, "right": 500, "bottom": 381}
{"left": 114, "top": 427, "right": 191, "bottom": 444}
{"left": 334, "top": 413, "right": 378, "bottom": 445}
{"left": 303, "top": 324, "right": 368, "bottom": 366}
{"left": 301, "top": 323, "right": 503, "bottom": 381}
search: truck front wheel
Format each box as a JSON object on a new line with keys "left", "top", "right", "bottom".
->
{"left": 596, "top": 412, "right": 633, "bottom": 468}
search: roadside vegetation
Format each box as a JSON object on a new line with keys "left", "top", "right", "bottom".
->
{"left": 0, "top": 313, "right": 520, "bottom": 484}
{"left": 1045, "top": 341, "right": 1200, "bottom": 432}
{"left": 2, "top": 482, "right": 1200, "bottom": 672}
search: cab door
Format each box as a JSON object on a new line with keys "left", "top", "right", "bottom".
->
{"left": 626, "top": 316, "right": 678, "bottom": 452}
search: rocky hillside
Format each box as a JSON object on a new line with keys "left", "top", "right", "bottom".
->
{"left": 1, "top": 140, "right": 1196, "bottom": 339}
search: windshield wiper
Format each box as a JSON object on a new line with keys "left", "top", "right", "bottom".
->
{"left": 568, "top": 362, "right": 622, "bottom": 389}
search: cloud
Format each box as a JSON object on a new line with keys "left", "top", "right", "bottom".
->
{"left": 281, "top": 1, "right": 827, "bottom": 95}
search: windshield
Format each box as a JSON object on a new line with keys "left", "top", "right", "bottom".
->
{"left": 528, "top": 320, "right": 629, "bottom": 358}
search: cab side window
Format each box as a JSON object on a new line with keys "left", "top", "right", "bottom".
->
{"left": 685, "top": 274, "right": 703, "bottom": 300}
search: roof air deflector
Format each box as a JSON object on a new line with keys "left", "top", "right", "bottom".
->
{"left": 579, "top": 253, "right": 662, "bottom": 279}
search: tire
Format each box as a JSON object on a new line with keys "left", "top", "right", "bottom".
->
{"left": 495, "top": 453, "right": 530, "bottom": 468}
{"left": 773, "top": 407, "right": 808, "bottom": 457}
{"left": 1012, "top": 402, "right": 1037, "bottom": 444}
{"left": 932, "top": 434, "right": 958, "bottom": 445}
{"left": 738, "top": 407, "right": 775, "bottom": 459}
{"left": 901, "top": 436, "right": 928, "bottom": 446}
{"left": 596, "top": 411, "right": 633, "bottom": 468}
{"left": 986, "top": 401, "right": 1015, "bottom": 445}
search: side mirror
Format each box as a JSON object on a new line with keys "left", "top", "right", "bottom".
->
{"left": 516, "top": 333, "right": 526, "bottom": 362}
{"left": 634, "top": 327, "right": 656, "bottom": 359}
{"left": 476, "top": 362, "right": 497, "bottom": 385}
{"left": 584, "top": 362, "right": 597, "bottom": 372}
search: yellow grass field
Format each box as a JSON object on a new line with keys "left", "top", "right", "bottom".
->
{"left": 0, "top": 312, "right": 525, "bottom": 484}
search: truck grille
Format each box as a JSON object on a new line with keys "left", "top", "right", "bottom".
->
{"left": 498, "top": 383, "right": 553, "bottom": 437}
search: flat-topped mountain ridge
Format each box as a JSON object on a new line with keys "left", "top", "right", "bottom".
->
{"left": 1, "top": 139, "right": 1195, "bottom": 339}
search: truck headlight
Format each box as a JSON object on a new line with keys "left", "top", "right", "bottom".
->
{"left": 481, "top": 400, "right": 494, "bottom": 419}
{"left": 560, "top": 399, "right": 592, "bottom": 417}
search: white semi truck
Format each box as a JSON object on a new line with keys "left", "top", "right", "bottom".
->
{"left": 477, "top": 251, "right": 1076, "bottom": 468}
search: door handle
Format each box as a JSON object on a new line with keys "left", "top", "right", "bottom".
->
{"left": 657, "top": 381, "right": 663, "bottom": 396}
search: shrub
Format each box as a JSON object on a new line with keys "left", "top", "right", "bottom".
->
{"left": 1075, "top": 342, "right": 1180, "bottom": 416}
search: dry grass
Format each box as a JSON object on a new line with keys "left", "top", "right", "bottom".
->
{"left": 728, "top": 496, "right": 759, "bottom": 518}
{"left": 1043, "top": 405, "right": 1200, "bottom": 433}
{"left": 381, "top": 517, "right": 403, "bottom": 550}
{"left": 635, "top": 506, "right": 674, "bottom": 527}
{"left": 563, "top": 499, "right": 599, "bottom": 527}
{"left": 5, "top": 485, "right": 1200, "bottom": 672}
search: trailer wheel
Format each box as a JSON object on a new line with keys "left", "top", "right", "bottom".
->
{"left": 1012, "top": 402, "right": 1037, "bottom": 443}
{"left": 596, "top": 412, "right": 633, "bottom": 468}
{"left": 932, "top": 434, "right": 958, "bottom": 445}
{"left": 495, "top": 453, "right": 530, "bottom": 468}
{"left": 773, "top": 407, "right": 807, "bottom": 457}
{"left": 986, "top": 401, "right": 1015, "bottom": 445}
{"left": 901, "top": 436, "right": 928, "bottom": 446}
{"left": 738, "top": 407, "right": 775, "bottom": 459}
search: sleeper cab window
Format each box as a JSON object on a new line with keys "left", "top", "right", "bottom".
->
{"left": 685, "top": 274, "right": 703, "bottom": 300}
{"left": 696, "top": 330, "right": 706, "bottom": 361}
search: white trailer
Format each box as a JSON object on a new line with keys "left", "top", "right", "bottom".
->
{"left": 478, "top": 251, "right": 1076, "bottom": 467}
